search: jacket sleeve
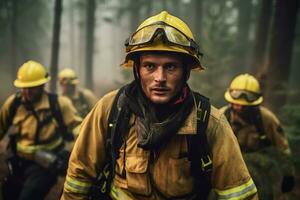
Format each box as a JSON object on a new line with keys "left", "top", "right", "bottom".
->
{"left": 209, "top": 114, "right": 258, "bottom": 200}
{"left": 61, "top": 91, "right": 117, "bottom": 200}
{"left": 0, "top": 95, "right": 16, "bottom": 140}
{"left": 262, "top": 107, "right": 291, "bottom": 154}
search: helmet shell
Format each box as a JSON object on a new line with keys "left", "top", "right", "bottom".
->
{"left": 59, "top": 68, "right": 79, "bottom": 85}
{"left": 121, "top": 11, "right": 203, "bottom": 70}
{"left": 14, "top": 60, "right": 51, "bottom": 88}
{"left": 224, "top": 74, "right": 263, "bottom": 106}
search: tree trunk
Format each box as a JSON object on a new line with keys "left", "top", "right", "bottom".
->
{"left": 265, "top": 0, "right": 299, "bottom": 112}
{"left": 69, "top": 1, "right": 75, "bottom": 69}
{"left": 234, "top": 0, "right": 253, "bottom": 74}
{"left": 193, "top": 0, "right": 203, "bottom": 43}
{"left": 145, "top": 0, "right": 152, "bottom": 18}
{"left": 129, "top": 0, "right": 142, "bottom": 33}
{"left": 85, "top": 0, "right": 96, "bottom": 90}
{"left": 50, "top": 0, "right": 62, "bottom": 93}
{"left": 10, "top": 0, "right": 18, "bottom": 81}
{"left": 251, "top": 0, "right": 273, "bottom": 76}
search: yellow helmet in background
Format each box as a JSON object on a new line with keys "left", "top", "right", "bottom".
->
{"left": 224, "top": 74, "right": 263, "bottom": 106}
{"left": 59, "top": 68, "right": 79, "bottom": 85}
{"left": 122, "top": 11, "right": 203, "bottom": 70}
{"left": 14, "top": 60, "right": 51, "bottom": 88}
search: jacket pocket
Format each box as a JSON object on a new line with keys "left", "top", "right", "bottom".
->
{"left": 166, "top": 157, "right": 194, "bottom": 197}
{"left": 125, "top": 155, "right": 151, "bottom": 195}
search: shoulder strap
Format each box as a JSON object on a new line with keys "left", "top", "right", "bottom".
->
{"left": 48, "top": 93, "right": 70, "bottom": 140}
{"left": 7, "top": 92, "right": 22, "bottom": 126}
{"left": 224, "top": 106, "right": 231, "bottom": 121}
{"left": 97, "top": 86, "right": 128, "bottom": 196}
{"left": 252, "top": 107, "right": 265, "bottom": 136}
{"left": 187, "top": 91, "right": 212, "bottom": 200}
{"left": 78, "top": 90, "right": 89, "bottom": 107}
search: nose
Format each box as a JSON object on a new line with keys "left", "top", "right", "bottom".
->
{"left": 21, "top": 88, "right": 31, "bottom": 100}
{"left": 154, "top": 66, "right": 166, "bottom": 83}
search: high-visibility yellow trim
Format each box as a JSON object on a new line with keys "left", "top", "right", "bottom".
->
{"left": 64, "top": 176, "right": 92, "bottom": 194}
{"left": 17, "top": 137, "right": 63, "bottom": 154}
{"left": 215, "top": 178, "right": 257, "bottom": 200}
{"left": 110, "top": 185, "right": 134, "bottom": 200}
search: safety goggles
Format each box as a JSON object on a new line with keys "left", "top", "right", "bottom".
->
{"left": 229, "top": 89, "right": 261, "bottom": 102}
{"left": 59, "top": 77, "right": 78, "bottom": 85}
{"left": 125, "top": 22, "right": 202, "bottom": 56}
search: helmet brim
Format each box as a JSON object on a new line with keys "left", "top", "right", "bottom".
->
{"left": 14, "top": 76, "right": 51, "bottom": 88}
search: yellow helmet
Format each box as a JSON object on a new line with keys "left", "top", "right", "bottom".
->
{"left": 224, "top": 74, "right": 263, "bottom": 106}
{"left": 14, "top": 60, "right": 51, "bottom": 88}
{"left": 121, "top": 11, "right": 203, "bottom": 70}
{"left": 58, "top": 68, "right": 79, "bottom": 85}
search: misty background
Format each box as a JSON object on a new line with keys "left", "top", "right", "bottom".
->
{"left": 0, "top": 0, "right": 299, "bottom": 123}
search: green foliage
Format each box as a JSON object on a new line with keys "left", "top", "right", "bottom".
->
{"left": 280, "top": 104, "right": 300, "bottom": 137}
{"left": 280, "top": 104, "right": 300, "bottom": 169}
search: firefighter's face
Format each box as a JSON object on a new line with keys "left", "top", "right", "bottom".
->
{"left": 139, "top": 52, "right": 186, "bottom": 104}
{"left": 21, "top": 85, "right": 44, "bottom": 102}
{"left": 232, "top": 104, "right": 244, "bottom": 113}
{"left": 60, "top": 82, "right": 75, "bottom": 95}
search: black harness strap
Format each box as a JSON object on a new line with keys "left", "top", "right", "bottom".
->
{"left": 48, "top": 93, "right": 71, "bottom": 140}
{"left": 78, "top": 90, "right": 90, "bottom": 117}
{"left": 94, "top": 86, "right": 127, "bottom": 197}
{"left": 224, "top": 106, "right": 231, "bottom": 122}
{"left": 187, "top": 92, "right": 212, "bottom": 200}
{"left": 7, "top": 93, "right": 22, "bottom": 127}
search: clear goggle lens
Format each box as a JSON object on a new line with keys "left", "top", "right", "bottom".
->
{"left": 125, "top": 22, "right": 201, "bottom": 56}
{"left": 229, "top": 90, "right": 261, "bottom": 102}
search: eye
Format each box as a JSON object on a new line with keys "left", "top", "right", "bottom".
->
{"left": 165, "top": 64, "right": 177, "bottom": 71}
{"left": 143, "top": 63, "right": 156, "bottom": 71}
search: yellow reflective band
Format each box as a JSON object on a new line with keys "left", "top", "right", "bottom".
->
{"left": 64, "top": 176, "right": 92, "bottom": 194}
{"left": 215, "top": 178, "right": 257, "bottom": 200}
{"left": 17, "top": 137, "right": 63, "bottom": 154}
{"left": 72, "top": 125, "right": 81, "bottom": 136}
{"left": 110, "top": 185, "right": 134, "bottom": 200}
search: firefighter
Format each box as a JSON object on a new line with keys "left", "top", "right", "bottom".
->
{"left": 220, "top": 74, "right": 294, "bottom": 199}
{"left": 220, "top": 73, "right": 291, "bottom": 154}
{"left": 0, "top": 60, "right": 82, "bottom": 200}
{"left": 61, "top": 11, "right": 258, "bottom": 200}
{"left": 58, "top": 68, "right": 98, "bottom": 118}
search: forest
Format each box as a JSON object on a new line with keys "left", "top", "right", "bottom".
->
{"left": 0, "top": 0, "right": 300, "bottom": 198}
{"left": 2, "top": 0, "right": 299, "bottom": 141}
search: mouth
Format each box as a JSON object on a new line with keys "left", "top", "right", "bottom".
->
{"left": 151, "top": 87, "right": 170, "bottom": 95}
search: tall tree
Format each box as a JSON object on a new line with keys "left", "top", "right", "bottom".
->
{"left": 265, "top": 0, "right": 299, "bottom": 112}
{"left": 10, "top": 0, "right": 18, "bottom": 80}
{"left": 50, "top": 0, "right": 62, "bottom": 93}
{"left": 129, "top": 0, "right": 143, "bottom": 33}
{"left": 193, "top": 0, "right": 204, "bottom": 43}
{"left": 85, "top": 0, "right": 96, "bottom": 90}
{"left": 251, "top": 0, "right": 273, "bottom": 75}
{"left": 233, "top": 0, "right": 253, "bottom": 74}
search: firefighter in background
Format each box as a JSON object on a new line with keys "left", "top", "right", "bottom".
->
{"left": 61, "top": 11, "right": 257, "bottom": 200}
{"left": 220, "top": 73, "right": 294, "bottom": 199}
{"left": 0, "top": 60, "right": 82, "bottom": 200}
{"left": 58, "top": 68, "right": 98, "bottom": 118}
{"left": 220, "top": 73, "right": 290, "bottom": 154}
